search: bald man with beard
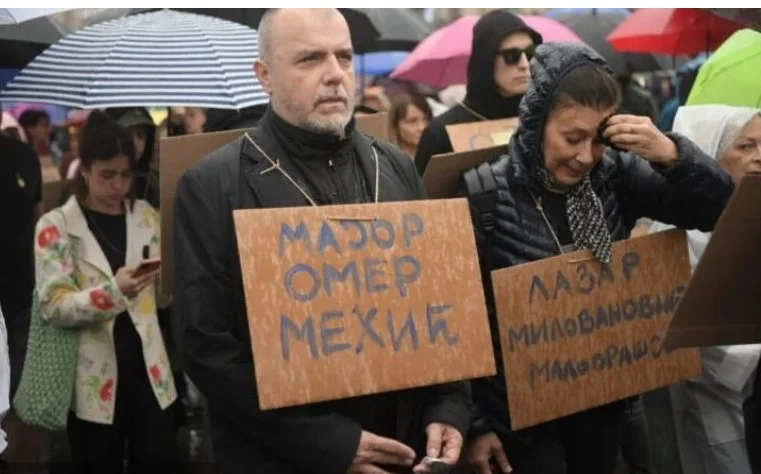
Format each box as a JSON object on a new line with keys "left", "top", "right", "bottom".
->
{"left": 172, "top": 9, "right": 472, "bottom": 474}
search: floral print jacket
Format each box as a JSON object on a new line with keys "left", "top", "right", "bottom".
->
{"left": 34, "top": 197, "right": 177, "bottom": 425}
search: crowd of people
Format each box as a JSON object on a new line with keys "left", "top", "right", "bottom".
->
{"left": 0, "top": 7, "right": 759, "bottom": 474}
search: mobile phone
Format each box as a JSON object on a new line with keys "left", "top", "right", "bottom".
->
{"left": 133, "top": 257, "right": 161, "bottom": 278}
{"left": 421, "top": 457, "right": 451, "bottom": 474}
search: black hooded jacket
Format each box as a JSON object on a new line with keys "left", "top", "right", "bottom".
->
{"left": 414, "top": 11, "right": 541, "bottom": 176}
{"left": 460, "top": 43, "right": 734, "bottom": 442}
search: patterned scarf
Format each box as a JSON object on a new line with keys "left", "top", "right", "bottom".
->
{"left": 538, "top": 168, "right": 613, "bottom": 264}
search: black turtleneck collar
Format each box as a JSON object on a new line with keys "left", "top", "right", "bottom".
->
{"left": 261, "top": 106, "right": 357, "bottom": 160}
{"left": 464, "top": 10, "right": 542, "bottom": 120}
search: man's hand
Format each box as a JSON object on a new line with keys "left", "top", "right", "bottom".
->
{"left": 348, "top": 430, "right": 415, "bottom": 474}
{"left": 412, "top": 423, "right": 463, "bottom": 473}
{"left": 465, "top": 432, "right": 511, "bottom": 474}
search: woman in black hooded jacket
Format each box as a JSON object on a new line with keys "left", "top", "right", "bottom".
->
{"left": 413, "top": 10, "right": 542, "bottom": 176}
{"left": 459, "top": 42, "right": 734, "bottom": 474}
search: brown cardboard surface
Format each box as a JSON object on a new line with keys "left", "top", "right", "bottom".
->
{"left": 491, "top": 229, "right": 701, "bottom": 430}
{"left": 445, "top": 118, "right": 519, "bottom": 152}
{"left": 664, "top": 174, "right": 761, "bottom": 348}
{"left": 233, "top": 198, "right": 496, "bottom": 409}
{"left": 159, "top": 129, "right": 246, "bottom": 297}
{"left": 356, "top": 112, "right": 389, "bottom": 141}
{"left": 423, "top": 144, "right": 509, "bottom": 199}
{"left": 159, "top": 113, "right": 397, "bottom": 297}
{"left": 41, "top": 179, "right": 67, "bottom": 212}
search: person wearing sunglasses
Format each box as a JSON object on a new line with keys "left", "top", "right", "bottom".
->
{"left": 414, "top": 10, "right": 542, "bottom": 176}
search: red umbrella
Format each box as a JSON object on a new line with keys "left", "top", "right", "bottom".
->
{"left": 607, "top": 8, "right": 743, "bottom": 55}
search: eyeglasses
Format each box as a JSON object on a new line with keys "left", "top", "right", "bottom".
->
{"left": 497, "top": 45, "right": 536, "bottom": 66}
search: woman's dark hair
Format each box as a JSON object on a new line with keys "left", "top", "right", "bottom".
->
{"left": 388, "top": 92, "right": 433, "bottom": 147}
{"left": 17, "top": 109, "right": 50, "bottom": 129}
{"left": 551, "top": 64, "right": 622, "bottom": 113}
{"left": 72, "top": 110, "right": 137, "bottom": 206}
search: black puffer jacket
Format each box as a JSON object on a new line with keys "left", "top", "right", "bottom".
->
{"left": 461, "top": 42, "right": 734, "bottom": 442}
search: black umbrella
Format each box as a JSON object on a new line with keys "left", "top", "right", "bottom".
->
{"left": 352, "top": 8, "right": 432, "bottom": 52}
{"left": 0, "top": 8, "right": 383, "bottom": 69}
{"left": 552, "top": 9, "right": 678, "bottom": 75}
{"left": 0, "top": 8, "right": 150, "bottom": 67}
{"left": 0, "top": 14, "right": 68, "bottom": 67}
{"left": 168, "top": 8, "right": 381, "bottom": 54}
{"left": 703, "top": 8, "right": 761, "bottom": 33}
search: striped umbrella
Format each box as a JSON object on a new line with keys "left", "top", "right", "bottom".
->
{"left": 1, "top": 10, "right": 269, "bottom": 110}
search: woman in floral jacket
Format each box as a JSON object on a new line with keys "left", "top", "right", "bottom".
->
{"left": 33, "top": 111, "right": 177, "bottom": 472}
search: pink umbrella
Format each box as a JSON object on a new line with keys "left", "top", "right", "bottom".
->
{"left": 390, "top": 15, "right": 478, "bottom": 88}
{"left": 391, "top": 15, "right": 583, "bottom": 88}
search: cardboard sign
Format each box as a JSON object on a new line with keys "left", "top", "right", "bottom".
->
{"left": 41, "top": 179, "right": 67, "bottom": 212}
{"left": 159, "top": 128, "right": 246, "bottom": 298}
{"left": 491, "top": 229, "right": 701, "bottom": 430}
{"left": 355, "top": 112, "right": 389, "bottom": 142}
{"left": 445, "top": 118, "right": 519, "bottom": 153}
{"left": 423, "top": 144, "right": 509, "bottom": 199}
{"left": 159, "top": 113, "right": 391, "bottom": 297}
{"left": 233, "top": 199, "right": 496, "bottom": 409}
{"left": 665, "top": 174, "right": 761, "bottom": 349}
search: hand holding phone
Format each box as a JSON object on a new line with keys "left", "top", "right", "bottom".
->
{"left": 132, "top": 257, "right": 161, "bottom": 278}
{"left": 115, "top": 259, "right": 160, "bottom": 298}
{"left": 418, "top": 457, "right": 452, "bottom": 474}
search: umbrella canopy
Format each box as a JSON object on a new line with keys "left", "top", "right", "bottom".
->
{"left": 390, "top": 14, "right": 581, "bottom": 88}
{"left": 0, "top": 8, "right": 70, "bottom": 25}
{"left": 550, "top": 9, "right": 674, "bottom": 75}
{"left": 703, "top": 8, "right": 761, "bottom": 33}
{"left": 608, "top": 8, "right": 744, "bottom": 55}
{"left": 687, "top": 29, "right": 761, "bottom": 107}
{"left": 545, "top": 8, "right": 631, "bottom": 19}
{"left": 352, "top": 8, "right": 431, "bottom": 52}
{"left": 519, "top": 15, "right": 583, "bottom": 43}
{"left": 1, "top": 10, "right": 269, "bottom": 110}
{"left": 390, "top": 15, "right": 477, "bottom": 88}
{"left": 156, "top": 8, "right": 381, "bottom": 54}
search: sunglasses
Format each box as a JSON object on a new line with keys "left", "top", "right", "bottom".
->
{"left": 497, "top": 45, "right": 536, "bottom": 65}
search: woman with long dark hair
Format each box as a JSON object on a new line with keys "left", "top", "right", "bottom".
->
{"left": 32, "top": 111, "right": 178, "bottom": 472}
{"left": 388, "top": 92, "right": 433, "bottom": 160}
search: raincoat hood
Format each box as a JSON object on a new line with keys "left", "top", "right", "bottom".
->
{"left": 512, "top": 41, "right": 612, "bottom": 185}
{"left": 653, "top": 104, "right": 759, "bottom": 269}
{"left": 464, "top": 10, "right": 542, "bottom": 120}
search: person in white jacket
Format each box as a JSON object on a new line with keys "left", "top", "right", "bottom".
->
{"left": 0, "top": 304, "right": 11, "bottom": 455}
{"left": 650, "top": 104, "right": 761, "bottom": 474}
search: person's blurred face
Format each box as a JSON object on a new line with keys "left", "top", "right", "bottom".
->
{"left": 254, "top": 9, "right": 356, "bottom": 136}
{"left": 542, "top": 104, "right": 617, "bottom": 190}
{"left": 397, "top": 104, "right": 429, "bottom": 151}
{"left": 28, "top": 118, "right": 51, "bottom": 143}
{"left": 493, "top": 32, "right": 535, "bottom": 98}
{"left": 720, "top": 115, "right": 761, "bottom": 184}
{"left": 130, "top": 124, "right": 149, "bottom": 158}
{"left": 81, "top": 155, "right": 133, "bottom": 208}
{"left": 183, "top": 108, "right": 206, "bottom": 135}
